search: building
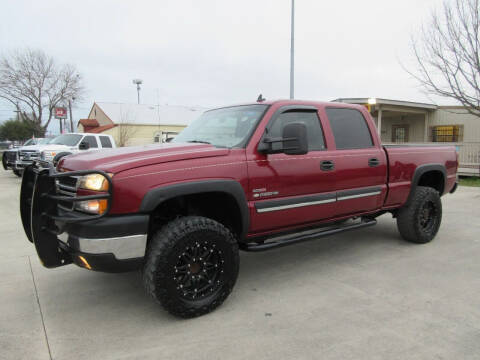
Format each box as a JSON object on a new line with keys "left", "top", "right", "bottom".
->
{"left": 335, "top": 98, "right": 480, "bottom": 176}
{"left": 78, "top": 102, "right": 208, "bottom": 146}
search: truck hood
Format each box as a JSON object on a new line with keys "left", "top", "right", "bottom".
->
{"left": 40, "top": 144, "right": 72, "bottom": 152}
{"left": 60, "top": 142, "right": 230, "bottom": 173}
{"left": 19, "top": 144, "right": 56, "bottom": 152}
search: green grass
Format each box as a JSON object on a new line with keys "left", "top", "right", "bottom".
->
{"left": 459, "top": 176, "right": 480, "bottom": 187}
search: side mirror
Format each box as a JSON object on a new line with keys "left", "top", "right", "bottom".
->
{"left": 282, "top": 123, "right": 308, "bottom": 155}
{"left": 79, "top": 141, "right": 90, "bottom": 150}
{"left": 258, "top": 122, "right": 308, "bottom": 155}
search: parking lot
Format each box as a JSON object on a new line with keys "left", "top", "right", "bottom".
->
{"left": 1, "top": 169, "right": 479, "bottom": 360}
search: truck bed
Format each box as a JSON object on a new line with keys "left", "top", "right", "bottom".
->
{"left": 383, "top": 144, "right": 458, "bottom": 208}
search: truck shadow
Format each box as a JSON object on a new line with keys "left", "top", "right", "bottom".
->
{"left": 64, "top": 216, "right": 411, "bottom": 318}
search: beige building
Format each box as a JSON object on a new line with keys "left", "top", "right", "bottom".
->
{"left": 78, "top": 102, "right": 207, "bottom": 146}
{"left": 336, "top": 98, "right": 480, "bottom": 176}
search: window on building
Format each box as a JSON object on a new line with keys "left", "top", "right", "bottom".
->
{"left": 269, "top": 110, "right": 326, "bottom": 151}
{"left": 326, "top": 108, "right": 373, "bottom": 149}
{"left": 392, "top": 125, "right": 409, "bottom": 143}
{"left": 83, "top": 135, "right": 98, "bottom": 148}
{"left": 431, "top": 125, "right": 463, "bottom": 142}
{"left": 100, "top": 136, "right": 112, "bottom": 148}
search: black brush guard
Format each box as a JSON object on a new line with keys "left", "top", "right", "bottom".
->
{"left": 20, "top": 163, "right": 113, "bottom": 268}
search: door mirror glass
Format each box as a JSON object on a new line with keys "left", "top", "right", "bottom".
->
{"left": 282, "top": 122, "right": 308, "bottom": 155}
{"left": 259, "top": 122, "right": 308, "bottom": 155}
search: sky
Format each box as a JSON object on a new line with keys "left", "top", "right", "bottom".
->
{"left": 0, "top": 0, "right": 447, "bottom": 133}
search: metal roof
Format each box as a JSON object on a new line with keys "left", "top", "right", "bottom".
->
{"left": 95, "top": 102, "right": 209, "bottom": 126}
{"left": 333, "top": 98, "right": 438, "bottom": 110}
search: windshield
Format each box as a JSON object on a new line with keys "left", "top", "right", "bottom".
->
{"left": 173, "top": 105, "right": 268, "bottom": 148}
{"left": 23, "top": 139, "right": 34, "bottom": 146}
{"left": 50, "top": 134, "right": 83, "bottom": 146}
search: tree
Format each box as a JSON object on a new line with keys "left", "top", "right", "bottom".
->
{"left": 0, "top": 49, "right": 84, "bottom": 130}
{"left": 409, "top": 0, "right": 480, "bottom": 116}
{"left": 0, "top": 118, "right": 42, "bottom": 141}
{"left": 115, "top": 110, "right": 138, "bottom": 147}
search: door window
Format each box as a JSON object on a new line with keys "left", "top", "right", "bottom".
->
{"left": 326, "top": 108, "right": 373, "bottom": 149}
{"left": 268, "top": 111, "right": 325, "bottom": 152}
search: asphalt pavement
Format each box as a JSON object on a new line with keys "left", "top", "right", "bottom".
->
{"left": 1, "top": 169, "right": 479, "bottom": 360}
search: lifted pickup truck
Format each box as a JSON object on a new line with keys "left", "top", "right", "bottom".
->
{"left": 20, "top": 100, "right": 458, "bottom": 318}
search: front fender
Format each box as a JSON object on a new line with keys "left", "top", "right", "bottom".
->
{"left": 139, "top": 180, "right": 249, "bottom": 240}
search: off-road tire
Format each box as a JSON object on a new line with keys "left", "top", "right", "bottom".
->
{"left": 143, "top": 216, "right": 239, "bottom": 318}
{"left": 13, "top": 169, "right": 22, "bottom": 177}
{"left": 397, "top": 186, "right": 442, "bottom": 244}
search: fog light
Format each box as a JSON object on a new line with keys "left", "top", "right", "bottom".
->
{"left": 76, "top": 199, "right": 108, "bottom": 214}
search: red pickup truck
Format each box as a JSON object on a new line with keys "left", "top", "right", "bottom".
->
{"left": 20, "top": 99, "right": 458, "bottom": 318}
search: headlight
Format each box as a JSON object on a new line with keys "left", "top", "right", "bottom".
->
{"left": 41, "top": 151, "right": 57, "bottom": 161}
{"left": 78, "top": 173, "right": 112, "bottom": 191}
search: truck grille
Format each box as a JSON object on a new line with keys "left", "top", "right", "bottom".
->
{"left": 20, "top": 150, "right": 40, "bottom": 161}
{"left": 55, "top": 176, "right": 79, "bottom": 211}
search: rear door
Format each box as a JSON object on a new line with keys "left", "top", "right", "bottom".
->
{"left": 248, "top": 106, "right": 337, "bottom": 233}
{"left": 323, "top": 106, "right": 387, "bottom": 216}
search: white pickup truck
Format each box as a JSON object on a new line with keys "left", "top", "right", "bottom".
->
{"left": 40, "top": 133, "right": 116, "bottom": 163}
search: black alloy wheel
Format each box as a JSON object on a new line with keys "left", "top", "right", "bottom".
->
{"left": 173, "top": 240, "right": 225, "bottom": 301}
{"left": 397, "top": 186, "right": 442, "bottom": 244}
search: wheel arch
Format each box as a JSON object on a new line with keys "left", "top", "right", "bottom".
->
{"left": 140, "top": 180, "right": 249, "bottom": 241}
{"left": 405, "top": 164, "right": 447, "bottom": 205}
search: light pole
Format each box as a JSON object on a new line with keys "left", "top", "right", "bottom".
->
{"left": 132, "top": 79, "right": 143, "bottom": 104}
{"left": 68, "top": 97, "right": 75, "bottom": 133}
{"left": 290, "top": 0, "right": 295, "bottom": 99}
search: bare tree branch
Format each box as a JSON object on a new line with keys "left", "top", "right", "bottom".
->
{"left": 115, "top": 110, "right": 138, "bottom": 147}
{"left": 407, "top": 0, "right": 480, "bottom": 117}
{"left": 0, "top": 48, "right": 85, "bottom": 132}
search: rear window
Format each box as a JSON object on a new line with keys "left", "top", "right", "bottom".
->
{"left": 326, "top": 108, "right": 373, "bottom": 149}
{"left": 100, "top": 136, "right": 112, "bottom": 148}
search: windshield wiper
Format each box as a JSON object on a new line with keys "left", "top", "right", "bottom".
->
{"left": 187, "top": 140, "right": 211, "bottom": 145}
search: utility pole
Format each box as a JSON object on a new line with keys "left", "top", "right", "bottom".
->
{"left": 132, "top": 79, "right": 143, "bottom": 104}
{"left": 68, "top": 98, "right": 75, "bottom": 132}
{"left": 290, "top": 0, "right": 295, "bottom": 99}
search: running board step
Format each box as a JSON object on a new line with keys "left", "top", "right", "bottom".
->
{"left": 241, "top": 219, "right": 377, "bottom": 252}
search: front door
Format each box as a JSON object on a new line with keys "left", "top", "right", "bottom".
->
{"left": 248, "top": 107, "right": 337, "bottom": 234}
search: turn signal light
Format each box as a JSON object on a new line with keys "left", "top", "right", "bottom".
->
{"left": 76, "top": 199, "right": 108, "bottom": 215}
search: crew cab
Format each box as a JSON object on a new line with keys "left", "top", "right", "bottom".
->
{"left": 20, "top": 100, "right": 458, "bottom": 318}
{"left": 39, "top": 133, "right": 116, "bottom": 163}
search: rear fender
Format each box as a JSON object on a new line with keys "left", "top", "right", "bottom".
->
{"left": 405, "top": 164, "right": 447, "bottom": 205}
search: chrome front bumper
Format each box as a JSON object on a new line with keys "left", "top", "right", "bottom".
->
{"left": 58, "top": 233, "right": 147, "bottom": 260}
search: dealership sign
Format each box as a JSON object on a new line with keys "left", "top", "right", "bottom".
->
{"left": 54, "top": 107, "right": 68, "bottom": 119}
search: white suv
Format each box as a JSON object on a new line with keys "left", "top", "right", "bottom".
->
{"left": 40, "top": 133, "right": 116, "bottom": 162}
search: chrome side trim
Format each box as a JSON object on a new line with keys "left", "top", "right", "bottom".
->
{"left": 256, "top": 198, "right": 336, "bottom": 213}
{"left": 337, "top": 191, "right": 381, "bottom": 201}
{"left": 58, "top": 233, "right": 147, "bottom": 260}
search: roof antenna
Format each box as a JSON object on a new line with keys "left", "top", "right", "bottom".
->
{"left": 257, "top": 94, "right": 266, "bottom": 102}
